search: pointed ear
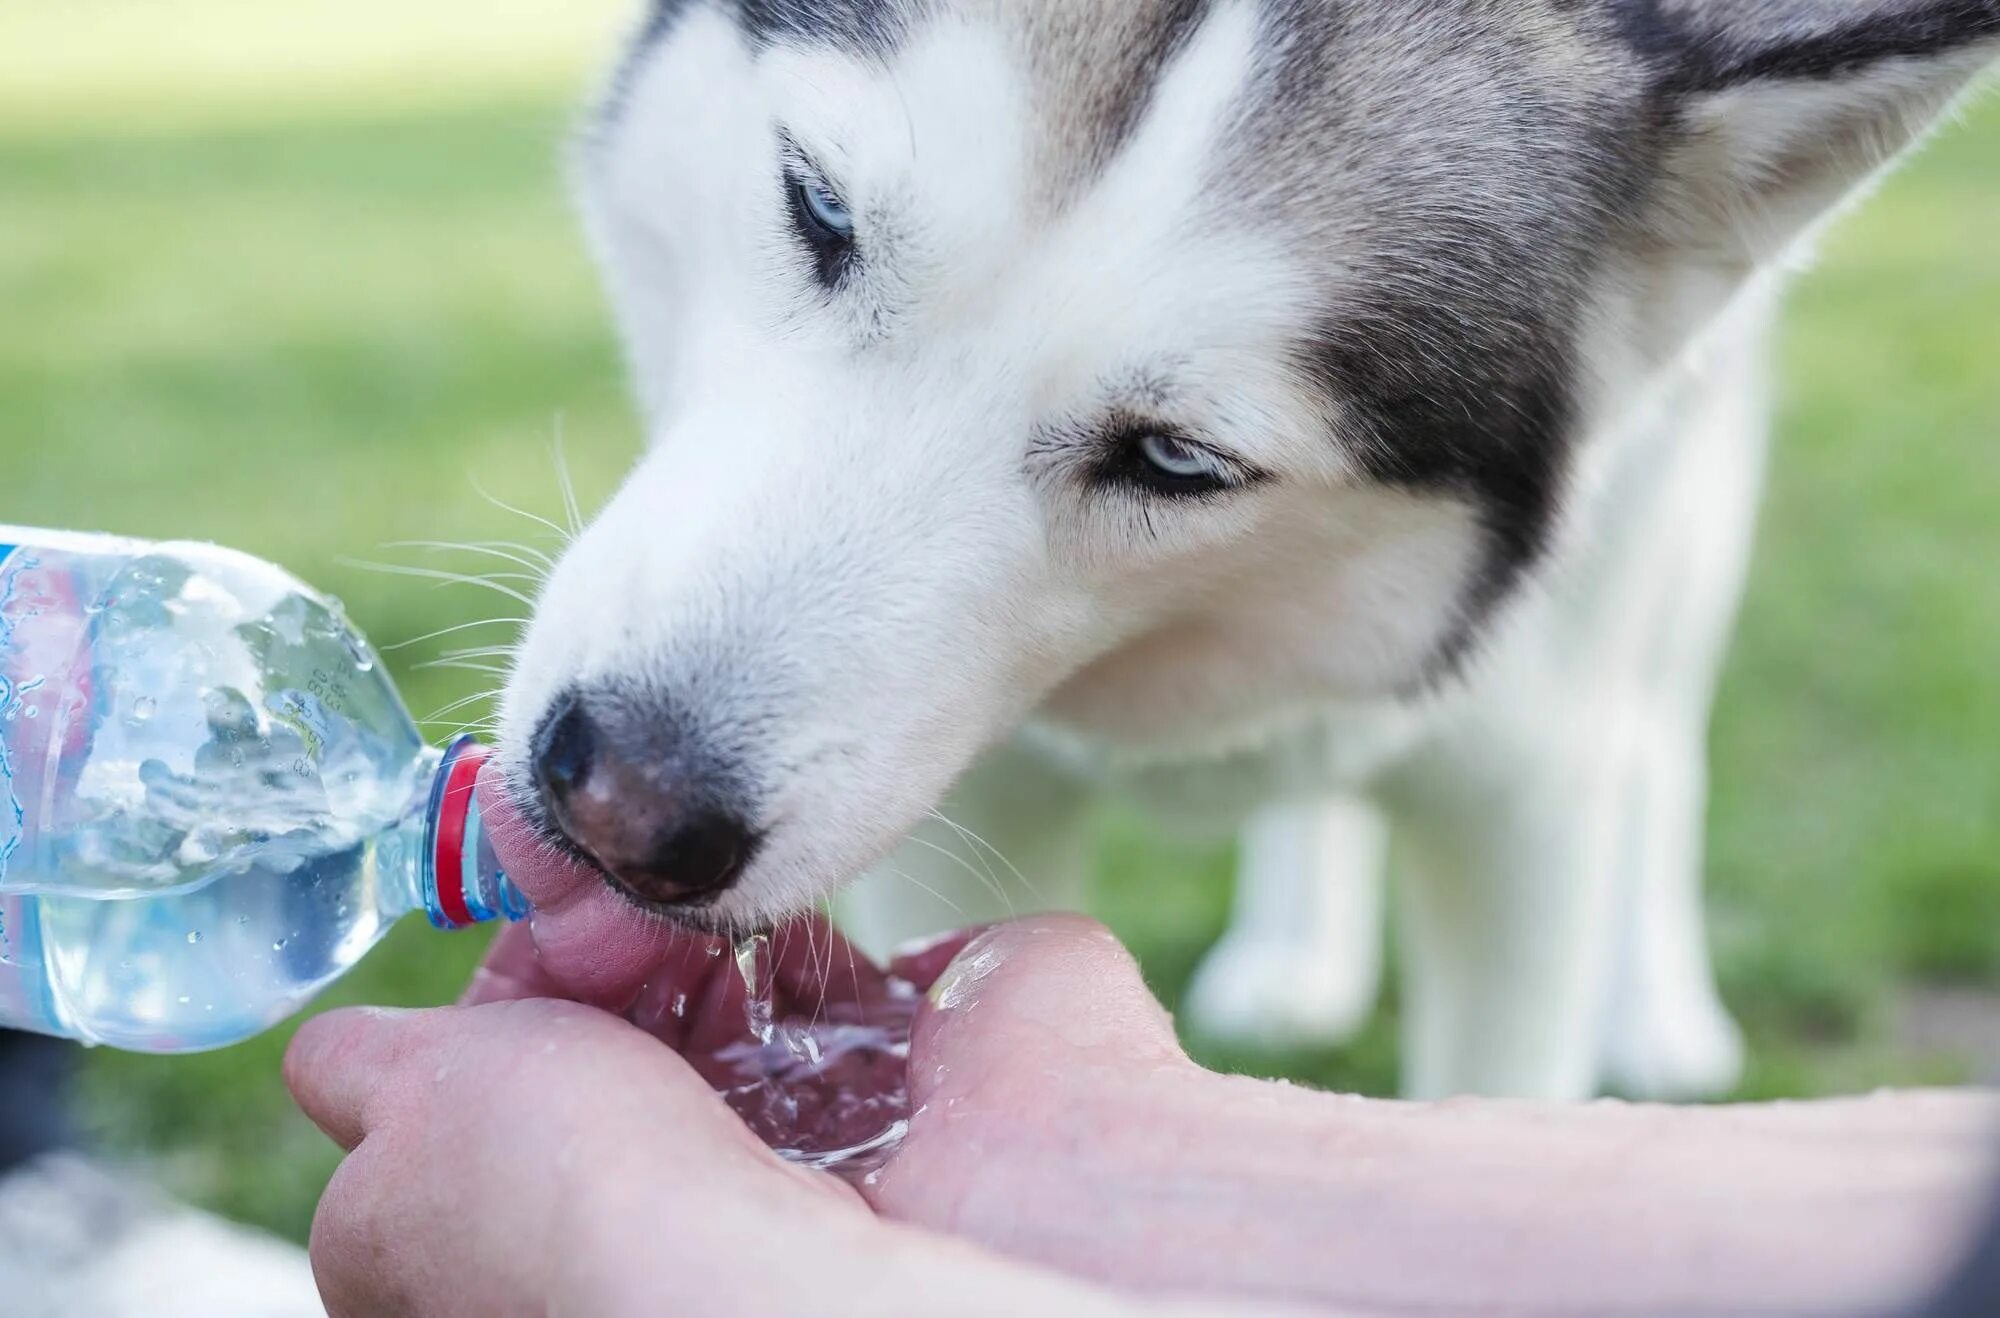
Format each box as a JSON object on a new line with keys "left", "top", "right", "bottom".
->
{"left": 1632, "top": 0, "right": 2000, "bottom": 261}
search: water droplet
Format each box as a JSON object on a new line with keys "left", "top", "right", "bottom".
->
{"left": 186, "top": 931, "right": 202, "bottom": 944}
{"left": 235, "top": 914, "right": 249, "bottom": 926}
{"left": 176, "top": 995, "right": 190, "bottom": 1005}
{"left": 271, "top": 939, "right": 289, "bottom": 952}
{"left": 131, "top": 696, "right": 157, "bottom": 722}
{"left": 23, "top": 706, "right": 36, "bottom": 719}
{"left": 670, "top": 992, "right": 688, "bottom": 1019}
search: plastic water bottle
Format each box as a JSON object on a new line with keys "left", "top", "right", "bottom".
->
{"left": 0, "top": 526, "right": 527, "bottom": 1052}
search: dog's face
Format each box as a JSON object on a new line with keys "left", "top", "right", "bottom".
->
{"left": 499, "top": 0, "right": 1996, "bottom": 927}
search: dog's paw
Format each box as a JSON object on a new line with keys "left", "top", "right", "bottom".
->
{"left": 1600, "top": 999, "right": 1745, "bottom": 1100}
{"left": 1183, "top": 934, "right": 1378, "bottom": 1051}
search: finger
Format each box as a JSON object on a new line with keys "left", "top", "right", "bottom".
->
{"left": 625, "top": 934, "right": 737, "bottom": 1051}
{"left": 908, "top": 915, "right": 1186, "bottom": 1107}
{"left": 299, "top": 998, "right": 834, "bottom": 1318}
{"left": 285, "top": 1006, "right": 421, "bottom": 1151}
{"left": 886, "top": 924, "right": 993, "bottom": 992}
{"left": 309, "top": 1142, "right": 415, "bottom": 1318}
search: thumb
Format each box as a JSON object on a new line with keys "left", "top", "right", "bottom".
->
{"left": 285, "top": 1006, "right": 423, "bottom": 1151}
{"left": 907, "top": 915, "right": 1186, "bottom": 1108}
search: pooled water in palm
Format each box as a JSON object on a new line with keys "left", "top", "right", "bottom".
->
{"left": 717, "top": 931, "right": 917, "bottom": 1179}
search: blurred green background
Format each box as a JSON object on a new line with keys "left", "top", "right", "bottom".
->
{"left": 3, "top": 0, "right": 1997, "bottom": 1245}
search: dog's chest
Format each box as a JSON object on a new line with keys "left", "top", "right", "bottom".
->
{"left": 1023, "top": 697, "right": 1440, "bottom": 835}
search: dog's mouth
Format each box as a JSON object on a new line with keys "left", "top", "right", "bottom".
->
{"left": 600, "top": 868, "right": 736, "bottom": 929}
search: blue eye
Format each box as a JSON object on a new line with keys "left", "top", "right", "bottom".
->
{"left": 1093, "top": 422, "right": 1257, "bottom": 500}
{"left": 1137, "top": 433, "right": 1223, "bottom": 483}
{"left": 794, "top": 176, "right": 853, "bottom": 241}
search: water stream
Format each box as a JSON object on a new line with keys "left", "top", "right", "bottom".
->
{"left": 707, "top": 930, "right": 919, "bottom": 1181}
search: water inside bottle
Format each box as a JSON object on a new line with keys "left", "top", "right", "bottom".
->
{"left": 1, "top": 537, "right": 436, "bottom": 1048}
{"left": 18, "top": 820, "right": 421, "bottom": 1049}
{"left": 2, "top": 543, "right": 426, "bottom": 901}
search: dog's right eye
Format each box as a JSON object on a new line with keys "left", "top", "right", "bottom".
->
{"left": 784, "top": 166, "right": 857, "bottom": 287}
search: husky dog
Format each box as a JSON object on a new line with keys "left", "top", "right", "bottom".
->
{"left": 497, "top": 0, "right": 2000, "bottom": 1099}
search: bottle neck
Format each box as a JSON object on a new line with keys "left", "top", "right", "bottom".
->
{"left": 419, "top": 736, "right": 530, "bottom": 930}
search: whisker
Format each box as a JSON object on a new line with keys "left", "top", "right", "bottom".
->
{"left": 384, "top": 540, "right": 554, "bottom": 577}
{"left": 880, "top": 863, "right": 968, "bottom": 921}
{"left": 808, "top": 910, "right": 828, "bottom": 1032}
{"left": 336, "top": 558, "right": 538, "bottom": 607}
{"left": 422, "top": 689, "right": 501, "bottom": 721}
{"left": 472, "top": 539, "right": 557, "bottom": 571}
{"left": 835, "top": 896, "right": 865, "bottom": 1013}
{"left": 380, "top": 618, "right": 528, "bottom": 652}
{"left": 930, "top": 808, "right": 1046, "bottom": 907}
{"left": 419, "top": 716, "right": 503, "bottom": 742}
{"left": 411, "top": 659, "right": 513, "bottom": 676}
{"left": 925, "top": 809, "right": 1006, "bottom": 908}
{"left": 552, "top": 418, "right": 585, "bottom": 537}
{"left": 471, "top": 474, "right": 573, "bottom": 544}
{"left": 432, "top": 644, "right": 520, "bottom": 662}
{"left": 903, "top": 833, "right": 1016, "bottom": 918}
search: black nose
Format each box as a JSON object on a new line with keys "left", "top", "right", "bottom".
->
{"left": 531, "top": 690, "right": 758, "bottom": 907}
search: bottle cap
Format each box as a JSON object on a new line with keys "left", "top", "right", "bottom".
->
{"left": 422, "top": 736, "right": 527, "bottom": 929}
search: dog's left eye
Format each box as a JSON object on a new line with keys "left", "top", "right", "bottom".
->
{"left": 794, "top": 177, "right": 853, "bottom": 241}
{"left": 1096, "top": 428, "right": 1243, "bottom": 498}
{"left": 784, "top": 166, "right": 857, "bottom": 286}
{"left": 1138, "top": 433, "right": 1220, "bottom": 481}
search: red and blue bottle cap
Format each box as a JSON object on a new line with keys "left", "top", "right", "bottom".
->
{"left": 422, "top": 735, "right": 528, "bottom": 930}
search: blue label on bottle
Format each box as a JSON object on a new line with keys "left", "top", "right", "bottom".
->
{"left": 0, "top": 542, "right": 25, "bottom": 882}
{"left": 0, "top": 539, "right": 60, "bottom": 1034}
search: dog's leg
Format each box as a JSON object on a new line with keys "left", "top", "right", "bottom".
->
{"left": 1386, "top": 725, "right": 1625, "bottom": 1100}
{"left": 1183, "top": 794, "right": 1387, "bottom": 1049}
{"left": 1388, "top": 296, "right": 1773, "bottom": 1100}
{"left": 1592, "top": 313, "right": 1772, "bottom": 1101}
{"left": 1596, "top": 708, "right": 1744, "bottom": 1100}
{"left": 837, "top": 740, "right": 1095, "bottom": 960}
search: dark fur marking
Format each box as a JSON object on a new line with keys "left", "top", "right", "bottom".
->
{"left": 1260, "top": 1, "right": 1662, "bottom": 678}
{"left": 735, "top": 0, "right": 905, "bottom": 56}
{"left": 1613, "top": 0, "right": 2000, "bottom": 95}
{"left": 599, "top": 0, "right": 704, "bottom": 127}
{"left": 601, "top": 0, "right": 905, "bottom": 130}
{"left": 1296, "top": 312, "right": 1579, "bottom": 683}
{"left": 1074, "top": 0, "right": 1215, "bottom": 182}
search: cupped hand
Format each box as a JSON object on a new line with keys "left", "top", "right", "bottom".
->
{"left": 284, "top": 921, "right": 1220, "bottom": 1318}
{"left": 283, "top": 933, "right": 862, "bottom": 1318}
{"left": 465, "top": 770, "right": 1284, "bottom": 1297}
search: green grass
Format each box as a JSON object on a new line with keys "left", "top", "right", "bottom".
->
{"left": 4, "top": 3, "right": 1998, "bottom": 1243}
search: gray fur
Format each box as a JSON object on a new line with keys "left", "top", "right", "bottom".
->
{"left": 600, "top": 0, "right": 2000, "bottom": 672}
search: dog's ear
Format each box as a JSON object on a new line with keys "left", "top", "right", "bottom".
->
{"left": 1631, "top": 0, "right": 2000, "bottom": 261}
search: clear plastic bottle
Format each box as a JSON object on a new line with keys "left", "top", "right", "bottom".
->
{"left": 0, "top": 527, "right": 526, "bottom": 1052}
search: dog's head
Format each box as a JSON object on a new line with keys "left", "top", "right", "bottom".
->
{"left": 498, "top": 0, "right": 1997, "bottom": 927}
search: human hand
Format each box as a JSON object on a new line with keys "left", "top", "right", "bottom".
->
{"left": 283, "top": 922, "right": 1241, "bottom": 1318}
{"left": 459, "top": 774, "right": 1384, "bottom": 1309}
{"left": 405, "top": 775, "right": 1997, "bottom": 1318}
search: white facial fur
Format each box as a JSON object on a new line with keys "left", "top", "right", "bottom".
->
{"left": 500, "top": 3, "right": 1485, "bottom": 925}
